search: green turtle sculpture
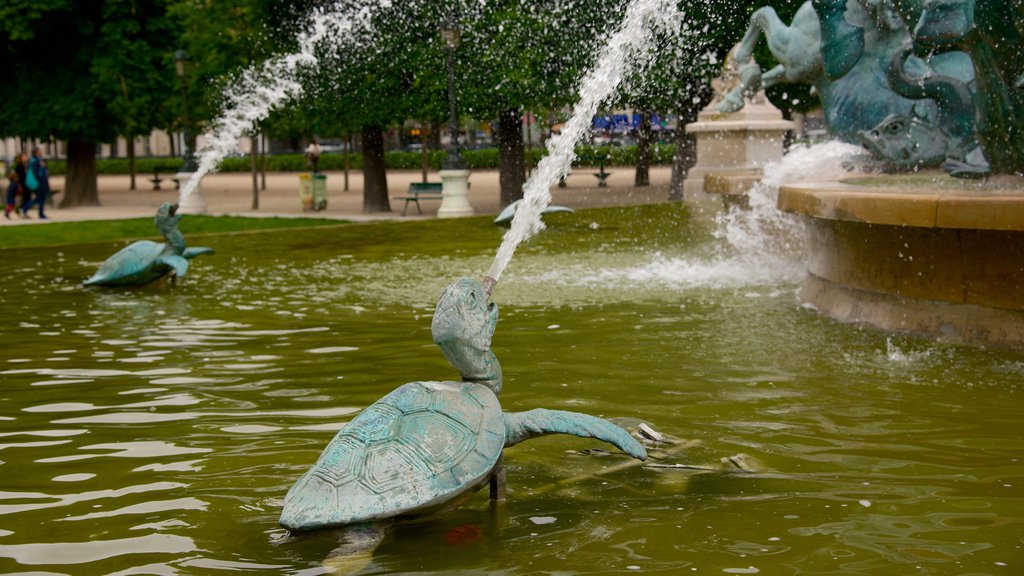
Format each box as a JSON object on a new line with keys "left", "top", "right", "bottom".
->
{"left": 84, "top": 202, "right": 214, "bottom": 287}
{"left": 280, "top": 277, "right": 647, "bottom": 542}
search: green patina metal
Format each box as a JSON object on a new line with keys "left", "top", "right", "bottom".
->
{"left": 279, "top": 277, "right": 646, "bottom": 538}
{"left": 719, "top": 0, "right": 982, "bottom": 174}
{"left": 83, "top": 202, "right": 215, "bottom": 287}
{"left": 905, "top": 0, "right": 1024, "bottom": 174}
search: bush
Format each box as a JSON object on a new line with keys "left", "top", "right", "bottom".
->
{"left": 48, "top": 144, "right": 676, "bottom": 176}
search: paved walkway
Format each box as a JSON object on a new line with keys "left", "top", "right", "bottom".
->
{"left": 1, "top": 166, "right": 676, "bottom": 226}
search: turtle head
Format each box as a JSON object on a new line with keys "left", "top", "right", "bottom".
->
{"left": 432, "top": 277, "right": 502, "bottom": 395}
{"left": 155, "top": 202, "right": 186, "bottom": 251}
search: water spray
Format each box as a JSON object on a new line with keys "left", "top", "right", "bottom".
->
{"left": 483, "top": 0, "right": 681, "bottom": 284}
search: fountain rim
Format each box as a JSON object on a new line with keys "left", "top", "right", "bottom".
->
{"left": 778, "top": 177, "right": 1024, "bottom": 231}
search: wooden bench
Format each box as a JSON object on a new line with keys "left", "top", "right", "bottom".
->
{"left": 558, "top": 153, "right": 612, "bottom": 188}
{"left": 150, "top": 165, "right": 181, "bottom": 190}
{"left": 394, "top": 182, "right": 443, "bottom": 216}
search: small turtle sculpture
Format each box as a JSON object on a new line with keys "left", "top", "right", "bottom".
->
{"left": 493, "top": 199, "right": 574, "bottom": 226}
{"left": 84, "top": 202, "right": 214, "bottom": 287}
{"left": 280, "top": 277, "right": 646, "bottom": 545}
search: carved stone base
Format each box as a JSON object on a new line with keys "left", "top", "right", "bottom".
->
{"left": 683, "top": 91, "right": 793, "bottom": 201}
{"left": 437, "top": 169, "right": 474, "bottom": 218}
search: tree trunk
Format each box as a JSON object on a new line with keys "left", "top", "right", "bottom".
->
{"left": 669, "top": 90, "right": 710, "bottom": 201}
{"left": 61, "top": 140, "right": 100, "bottom": 207}
{"left": 343, "top": 131, "right": 351, "bottom": 192}
{"left": 429, "top": 120, "right": 442, "bottom": 149}
{"left": 525, "top": 112, "right": 533, "bottom": 177}
{"left": 362, "top": 124, "right": 390, "bottom": 212}
{"left": 128, "top": 137, "right": 136, "bottom": 191}
{"left": 497, "top": 107, "right": 525, "bottom": 208}
{"left": 251, "top": 132, "right": 259, "bottom": 210}
{"left": 635, "top": 111, "right": 652, "bottom": 187}
{"left": 260, "top": 130, "right": 267, "bottom": 191}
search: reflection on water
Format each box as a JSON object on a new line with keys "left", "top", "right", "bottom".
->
{"left": 0, "top": 205, "right": 1021, "bottom": 574}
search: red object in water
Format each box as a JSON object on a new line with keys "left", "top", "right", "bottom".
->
{"left": 446, "top": 524, "right": 482, "bottom": 547}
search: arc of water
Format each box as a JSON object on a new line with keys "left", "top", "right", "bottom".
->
{"left": 485, "top": 0, "right": 683, "bottom": 286}
{"left": 177, "top": 3, "right": 386, "bottom": 205}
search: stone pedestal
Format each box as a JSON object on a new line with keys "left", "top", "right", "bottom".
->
{"left": 175, "top": 172, "right": 207, "bottom": 215}
{"left": 778, "top": 175, "right": 1024, "bottom": 349}
{"left": 437, "top": 169, "right": 473, "bottom": 218}
{"left": 683, "top": 92, "right": 793, "bottom": 202}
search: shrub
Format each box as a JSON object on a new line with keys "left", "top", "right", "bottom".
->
{"left": 46, "top": 144, "right": 677, "bottom": 176}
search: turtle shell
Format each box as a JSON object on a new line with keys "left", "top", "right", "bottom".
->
{"left": 280, "top": 380, "right": 504, "bottom": 532}
{"left": 84, "top": 240, "right": 170, "bottom": 286}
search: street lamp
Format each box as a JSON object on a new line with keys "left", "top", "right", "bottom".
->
{"left": 440, "top": 10, "right": 466, "bottom": 170}
{"left": 174, "top": 49, "right": 197, "bottom": 172}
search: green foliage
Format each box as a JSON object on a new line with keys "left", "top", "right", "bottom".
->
{"left": 167, "top": 0, "right": 281, "bottom": 135}
{"left": 55, "top": 145, "right": 675, "bottom": 176}
{"left": 0, "top": 0, "right": 178, "bottom": 142}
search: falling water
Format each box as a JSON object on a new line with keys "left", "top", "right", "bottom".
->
{"left": 177, "top": 2, "right": 386, "bottom": 205}
{"left": 510, "top": 141, "right": 867, "bottom": 294}
{"left": 717, "top": 140, "right": 864, "bottom": 257}
{"left": 485, "top": 0, "right": 683, "bottom": 284}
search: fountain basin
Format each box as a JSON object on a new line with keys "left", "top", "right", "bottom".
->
{"left": 2, "top": 205, "right": 1023, "bottom": 573}
{"left": 778, "top": 175, "right": 1024, "bottom": 347}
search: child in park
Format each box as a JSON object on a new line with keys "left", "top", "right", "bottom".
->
{"left": 5, "top": 153, "right": 27, "bottom": 219}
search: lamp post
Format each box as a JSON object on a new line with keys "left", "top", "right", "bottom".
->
{"left": 173, "top": 50, "right": 197, "bottom": 173}
{"left": 440, "top": 13, "right": 466, "bottom": 171}
{"left": 173, "top": 49, "right": 206, "bottom": 213}
{"left": 436, "top": 7, "right": 474, "bottom": 218}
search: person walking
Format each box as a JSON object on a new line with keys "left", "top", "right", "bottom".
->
{"left": 5, "top": 153, "right": 27, "bottom": 219}
{"left": 306, "top": 137, "right": 321, "bottom": 173}
{"left": 22, "top": 147, "right": 49, "bottom": 219}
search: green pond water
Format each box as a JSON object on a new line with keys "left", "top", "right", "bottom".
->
{"left": 0, "top": 205, "right": 1021, "bottom": 575}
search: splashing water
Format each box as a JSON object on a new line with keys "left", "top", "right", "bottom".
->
{"left": 485, "top": 0, "right": 683, "bottom": 284}
{"left": 517, "top": 141, "right": 869, "bottom": 293}
{"left": 717, "top": 140, "right": 865, "bottom": 258}
{"left": 177, "top": 3, "right": 387, "bottom": 205}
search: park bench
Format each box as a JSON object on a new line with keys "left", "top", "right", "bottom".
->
{"left": 150, "top": 165, "right": 181, "bottom": 190}
{"left": 394, "top": 182, "right": 443, "bottom": 216}
{"left": 558, "top": 153, "right": 612, "bottom": 188}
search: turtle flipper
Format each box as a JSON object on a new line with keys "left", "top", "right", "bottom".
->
{"left": 158, "top": 254, "right": 189, "bottom": 279}
{"left": 504, "top": 409, "right": 647, "bottom": 461}
{"left": 322, "top": 521, "right": 390, "bottom": 575}
{"left": 183, "top": 246, "right": 214, "bottom": 259}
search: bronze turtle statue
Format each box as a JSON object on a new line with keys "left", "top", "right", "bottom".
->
{"left": 84, "top": 202, "right": 214, "bottom": 287}
{"left": 280, "top": 277, "right": 646, "bottom": 546}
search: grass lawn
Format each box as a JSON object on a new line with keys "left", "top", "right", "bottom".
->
{"left": 0, "top": 215, "right": 349, "bottom": 248}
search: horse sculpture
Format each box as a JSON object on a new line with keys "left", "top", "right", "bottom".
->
{"left": 717, "top": 0, "right": 982, "bottom": 173}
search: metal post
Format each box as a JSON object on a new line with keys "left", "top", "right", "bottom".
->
{"left": 436, "top": 6, "right": 473, "bottom": 218}
{"left": 441, "top": 9, "right": 466, "bottom": 171}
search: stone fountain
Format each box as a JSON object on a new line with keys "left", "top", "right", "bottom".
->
{"left": 759, "top": 0, "right": 1024, "bottom": 347}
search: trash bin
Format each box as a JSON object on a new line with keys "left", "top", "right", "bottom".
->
{"left": 299, "top": 173, "right": 328, "bottom": 211}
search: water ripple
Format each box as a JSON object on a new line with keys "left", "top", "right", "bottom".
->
{"left": 0, "top": 534, "right": 195, "bottom": 565}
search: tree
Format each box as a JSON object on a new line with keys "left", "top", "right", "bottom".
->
{"left": 0, "top": 0, "right": 180, "bottom": 206}
{"left": 616, "top": 0, "right": 751, "bottom": 199}
{"left": 271, "top": 0, "right": 449, "bottom": 212}
{"left": 460, "top": 0, "right": 622, "bottom": 207}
